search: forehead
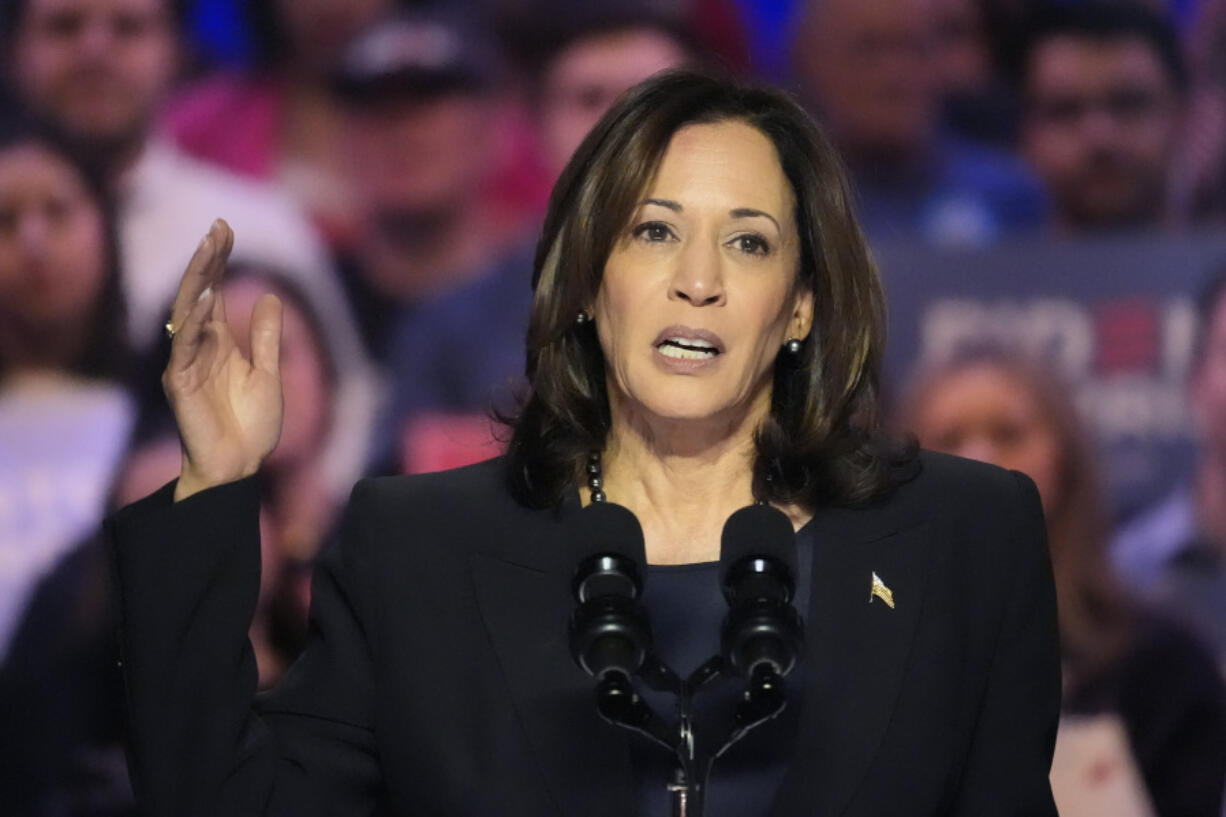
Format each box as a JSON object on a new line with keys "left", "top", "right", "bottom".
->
{"left": 0, "top": 143, "right": 85, "bottom": 190}
{"left": 23, "top": 0, "right": 167, "bottom": 21}
{"left": 647, "top": 120, "right": 794, "bottom": 219}
{"left": 551, "top": 28, "right": 686, "bottom": 82}
{"left": 1028, "top": 36, "right": 1172, "bottom": 92}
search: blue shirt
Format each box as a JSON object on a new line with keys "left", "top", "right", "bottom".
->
{"left": 632, "top": 517, "right": 815, "bottom": 816}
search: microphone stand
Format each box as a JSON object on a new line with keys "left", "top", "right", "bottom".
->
{"left": 591, "top": 653, "right": 788, "bottom": 817}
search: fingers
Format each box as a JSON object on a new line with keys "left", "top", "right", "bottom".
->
{"left": 209, "top": 223, "right": 234, "bottom": 325}
{"left": 250, "top": 293, "right": 283, "bottom": 378}
{"left": 166, "top": 284, "right": 215, "bottom": 375}
{"left": 169, "top": 219, "right": 233, "bottom": 333}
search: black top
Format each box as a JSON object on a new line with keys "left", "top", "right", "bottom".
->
{"left": 105, "top": 451, "right": 1062, "bottom": 816}
{"left": 633, "top": 523, "right": 814, "bottom": 817}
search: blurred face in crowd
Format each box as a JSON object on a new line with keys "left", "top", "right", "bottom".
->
{"left": 223, "top": 277, "right": 332, "bottom": 471}
{"left": 1190, "top": 292, "right": 1226, "bottom": 457}
{"left": 932, "top": 0, "right": 992, "bottom": 96}
{"left": 539, "top": 27, "right": 689, "bottom": 178}
{"left": 793, "top": 0, "right": 940, "bottom": 160}
{"left": 595, "top": 120, "right": 812, "bottom": 431}
{"left": 1022, "top": 35, "right": 1183, "bottom": 230}
{"left": 910, "top": 363, "right": 1063, "bottom": 515}
{"left": 345, "top": 93, "right": 497, "bottom": 232}
{"left": 0, "top": 142, "right": 107, "bottom": 338}
{"left": 273, "top": 0, "right": 389, "bottom": 75}
{"left": 10, "top": 0, "right": 175, "bottom": 154}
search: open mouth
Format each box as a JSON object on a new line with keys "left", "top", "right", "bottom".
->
{"left": 656, "top": 337, "right": 721, "bottom": 360}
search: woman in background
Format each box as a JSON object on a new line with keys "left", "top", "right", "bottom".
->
{"left": 0, "top": 115, "right": 134, "bottom": 665}
{"left": 0, "top": 114, "right": 134, "bottom": 817}
{"left": 903, "top": 348, "right": 1226, "bottom": 817}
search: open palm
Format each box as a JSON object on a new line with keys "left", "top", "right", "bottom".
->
{"left": 163, "top": 220, "right": 284, "bottom": 501}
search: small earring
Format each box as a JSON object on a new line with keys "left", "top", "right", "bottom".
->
{"left": 576, "top": 311, "right": 592, "bottom": 325}
{"left": 784, "top": 337, "right": 803, "bottom": 354}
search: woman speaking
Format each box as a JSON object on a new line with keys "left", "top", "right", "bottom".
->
{"left": 109, "top": 72, "right": 1060, "bottom": 816}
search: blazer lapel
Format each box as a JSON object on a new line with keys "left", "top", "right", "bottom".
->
{"left": 469, "top": 508, "right": 637, "bottom": 817}
{"left": 773, "top": 508, "right": 934, "bottom": 816}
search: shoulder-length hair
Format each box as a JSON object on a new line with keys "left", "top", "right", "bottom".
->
{"left": 900, "top": 347, "right": 1134, "bottom": 688}
{"left": 505, "top": 70, "right": 905, "bottom": 509}
{"left": 0, "top": 114, "right": 128, "bottom": 383}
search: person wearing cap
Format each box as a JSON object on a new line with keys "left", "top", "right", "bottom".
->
{"left": 108, "top": 71, "right": 1059, "bottom": 816}
{"left": 326, "top": 10, "right": 529, "bottom": 366}
{"left": 375, "top": 6, "right": 706, "bottom": 475}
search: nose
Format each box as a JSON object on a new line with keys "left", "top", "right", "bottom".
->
{"left": 78, "top": 16, "right": 115, "bottom": 60}
{"left": 668, "top": 239, "right": 725, "bottom": 307}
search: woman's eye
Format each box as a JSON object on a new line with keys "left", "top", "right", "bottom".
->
{"left": 730, "top": 234, "right": 770, "bottom": 256}
{"left": 632, "top": 222, "right": 675, "bottom": 243}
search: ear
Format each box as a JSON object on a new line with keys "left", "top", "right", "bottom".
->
{"left": 789, "top": 287, "right": 815, "bottom": 341}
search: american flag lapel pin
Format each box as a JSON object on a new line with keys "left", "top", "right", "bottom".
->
{"left": 870, "top": 571, "right": 895, "bottom": 609}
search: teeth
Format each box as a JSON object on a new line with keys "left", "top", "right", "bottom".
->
{"left": 665, "top": 336, "right": 715, "bottom": 349}
{"left": 659, "top": 344, "right": 717, "bottom": 360}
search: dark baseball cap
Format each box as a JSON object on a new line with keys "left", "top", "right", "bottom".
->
{"left": 332, "top": 9, "right": 502, "bottom": 103}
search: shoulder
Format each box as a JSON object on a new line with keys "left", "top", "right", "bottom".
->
{"left": 888, "top": 449, "right": 1042, "bottom": 526}
{"left": 868, "top": 450, "right": 1049, "bottom": 592}
{"left": 345, "top": 457, "right": 540, "bottom": 552}
{"left": 352, "top": 456, "right": 509, "bottom": 511}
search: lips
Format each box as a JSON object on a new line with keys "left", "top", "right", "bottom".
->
{"left": 652, "top": 325, "right": 725, "bottom": 361}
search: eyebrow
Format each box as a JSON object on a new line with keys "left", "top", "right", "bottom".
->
{"left": 642, "top": 199, "right": 782, "bottom": 232}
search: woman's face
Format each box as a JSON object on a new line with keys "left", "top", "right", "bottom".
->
{"left": 223, "top": 278, "right": 332, "bottom": 469}
{"left": 594, "top": 120, "right": 812, "bottom": 432}
{"left": 910, "top": 364, "right": 1063, "bottom": 514}
{"left": 0, "top": 143, "right": 107, "bottom": 330}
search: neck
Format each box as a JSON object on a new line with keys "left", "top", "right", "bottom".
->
{"left": 598, "top": 390, "right": 797, "bottom": 564}
{"left": 0, "top": 316, "right": 91, "bottom": 376}
{"left": 359, "top": 201, "right": 494, "bottom": 302}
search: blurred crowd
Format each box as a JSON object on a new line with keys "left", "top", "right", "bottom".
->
{"left": 4, "top": 0, "right": 1226, "bottom": 814}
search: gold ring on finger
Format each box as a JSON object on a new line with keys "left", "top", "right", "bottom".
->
{"left": 164, "top": 320, "right": 178, "bottom": 340}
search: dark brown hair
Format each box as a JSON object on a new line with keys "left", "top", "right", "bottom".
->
{"left": 901, "top": 347, "right": 1134, "bottom": 688}
{"left": 505, "top": 70, "right": 906, "bottom": 509}
{"left": 0, "top": 113, "right": 128, "bottom": 382}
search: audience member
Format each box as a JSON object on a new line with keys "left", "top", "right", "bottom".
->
{"left": 1114, "top": 272, "right": 1226, "bottom": 668}
{"left": 328, "top": 9, "right": 526, "bottom": 365}
{"left": 161, "top": 0, "right": 395, "bottom": 246}
{"left": 791, "top": 0, "right": 1045, "bottom": 245}
{"left": 1174, "top": 0, "right": 1226, "bottom": 222}
{"left": 376, "top": 7, "right": 699, "bottom": 474}
{"left": 0, "top": 117, "right": 133, "bottom": 667}
{"left": 1018, "top": 1, "right": 1189, "bottom": 232}
{"left": 1, "top": 0, "right": 379, "bottom": 492}
{"left": 527, "top": 6, "right": 701, "bottom": 180}
{"left": 903, "top": 348, "right": 1226, "bottom": 817}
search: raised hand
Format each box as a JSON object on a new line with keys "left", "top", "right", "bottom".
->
{"left": 163, "top": 220, "right": 284, "bottom": 501}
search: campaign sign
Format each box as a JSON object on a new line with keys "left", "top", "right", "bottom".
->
{"left": 875, "top": 232, "right": 1226, "bottom": 519}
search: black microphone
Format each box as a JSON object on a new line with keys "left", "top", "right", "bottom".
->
{"left": 568, "top": 501, "right": 652, "bottom": 685}
{"left": 719, "top": 504, "right": 803, "bottom": 688}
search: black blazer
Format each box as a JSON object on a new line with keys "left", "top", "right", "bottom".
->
{"left": 107, "top": 451, "right": 1060, "bottom": 816}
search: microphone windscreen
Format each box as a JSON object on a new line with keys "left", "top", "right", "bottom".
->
{"left": 573, "top": 501, "right": 647, "bottom": 567}
{"left": 719, "top": 504, "right": 798, "bottom": 578}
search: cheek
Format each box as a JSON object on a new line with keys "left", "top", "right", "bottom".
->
{"left": 62, "top": 215, "right": 108, "bottom": 306}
